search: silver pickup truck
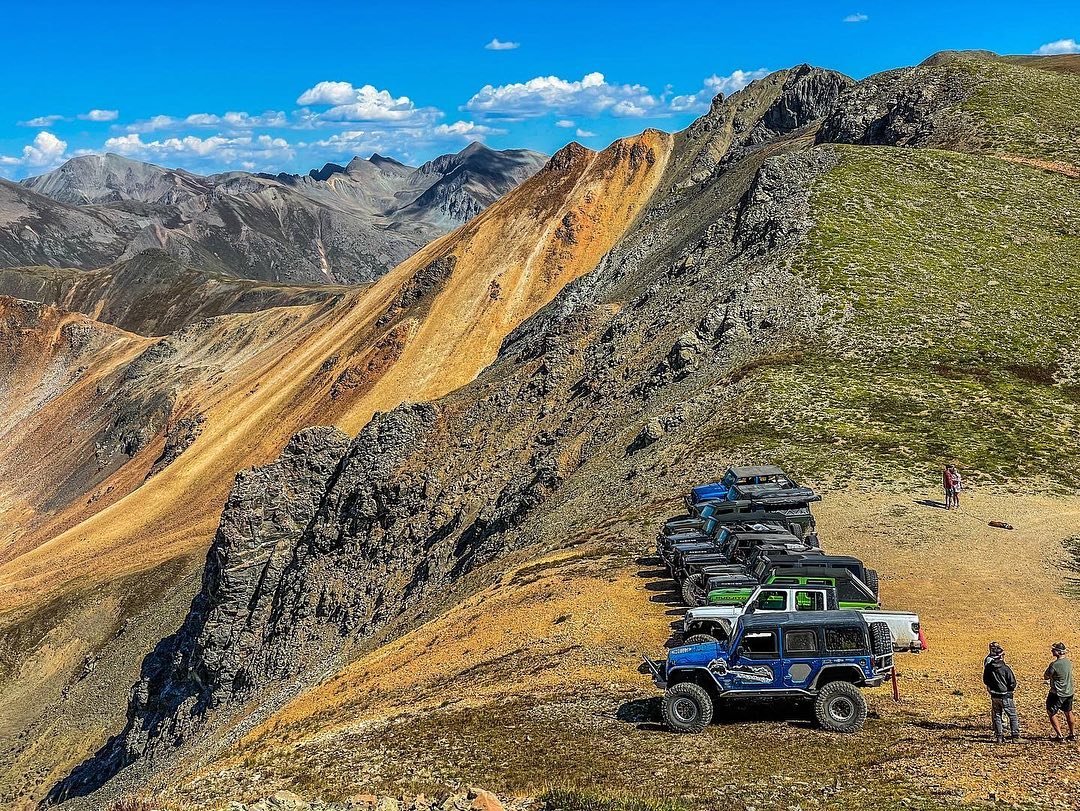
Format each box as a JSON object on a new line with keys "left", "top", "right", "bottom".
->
{"left": 682, "top": 584, "right": 926, "bottom": 653}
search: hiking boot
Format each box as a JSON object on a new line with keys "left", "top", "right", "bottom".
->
{"left": 1067, "top": 735, "right": 1076, "bottom": 742}
{"left": 994, "top": 736, "right": 1004, "bottom": 744}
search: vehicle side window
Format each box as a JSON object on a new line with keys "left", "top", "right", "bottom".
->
{"left": 741, "top": 630, "right": 779, "bottom": 658}
{"left": 795, "top": 590, "right": 825, "bottom": 611}
{"left": 753, "top": 590, "right": 786, "bottom": 611}
{"left": 824, "top": 626, "right": 869, "bottom": 654}
{"left": 784, "top": 629, "right": 819, "bottom": 656}
{"left": 836, "top": 580, "right": 869, "bottom": 603}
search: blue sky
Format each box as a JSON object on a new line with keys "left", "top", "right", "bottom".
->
{"left": 0, "top": 0, "right": 1076, "bottom": 179}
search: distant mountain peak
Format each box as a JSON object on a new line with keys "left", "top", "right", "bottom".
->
{"left": 309, "top": 162, "right": 348, "bottom": 182}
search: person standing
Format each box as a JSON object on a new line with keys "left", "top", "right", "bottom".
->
{"left": 983, "top": 642, "right": 1019, "bottom": 742}
{"left": 950, "top": 465, "right": 963, "bottom": 510}
{"left": 1045, "top": 642, "right": 1075, "bottom": 741}
{"left": 942, "top": 464, "right": 960, "bottom": 509}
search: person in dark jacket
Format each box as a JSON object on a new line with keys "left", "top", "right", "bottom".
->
{"left": 984, "top": 641, "right": 1019, "bottom": 742}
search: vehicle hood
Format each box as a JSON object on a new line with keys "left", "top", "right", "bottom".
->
{"left": 667, "top": 641, "right": 726, "bottom": 669}
{"left": 692, "top": 484, "right": 729, "bottom": 503}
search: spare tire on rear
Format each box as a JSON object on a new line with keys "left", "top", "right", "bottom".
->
{"left": 863, "top": 568, "right": 880, "bottom": 597}
{"left": 869, "top": 621, "right": 893, "bottom": 657}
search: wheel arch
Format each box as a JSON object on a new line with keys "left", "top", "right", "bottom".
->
{"left": 667, "top": 666, "right": 722, "bottom": 700}
{"left": 812, "top": 664, "right": 865, "bottom": 689}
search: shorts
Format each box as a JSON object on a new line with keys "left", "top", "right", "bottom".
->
{"left": 1047, "top": 693, "right": 1074, "bottom": 714}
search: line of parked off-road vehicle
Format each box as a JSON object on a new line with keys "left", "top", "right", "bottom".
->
{"left": 643, "top": 465, "right": 927, "bottom": 734}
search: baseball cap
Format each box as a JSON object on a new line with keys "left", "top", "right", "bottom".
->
{"left": 1052, "top": 642, "right": 1067, "bottom": 654}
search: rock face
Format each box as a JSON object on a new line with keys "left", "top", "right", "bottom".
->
{"left": 8, "top": 145, "right": 546, "bottom": 284}
{"left": 816, "top": 64, "right": 976, "bottom": 148}
{"left": 677, "top": 64, "right": 853, "bottom": 184}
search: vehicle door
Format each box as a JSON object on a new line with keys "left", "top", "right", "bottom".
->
{"left": 747, "top": 588, "right": 790, "bottom": 613}
{"left": 792, "top": 589, "right": 828, "bottom": 612}
{"left": 780, "top": 626, "right": 822, "bottom": 689}
{"left": 717, "top": 626, "right": 783, "bottom": 690}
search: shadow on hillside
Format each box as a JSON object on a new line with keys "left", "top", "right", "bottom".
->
{"left": 616, "top": 696, "right": 816, "bottom": 731}
{"left": 914, "top": 499, "right": 948, "bottom": 509}
{"left": 634, "top": 568, "right": 670, "bottom": 579}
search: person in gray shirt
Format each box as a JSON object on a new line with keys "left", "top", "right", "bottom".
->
{"left": 1044, "top": 642, "right": 1074, "bottom": 742}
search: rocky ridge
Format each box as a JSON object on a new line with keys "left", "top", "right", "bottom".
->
{"left": 6, "top": 144, "right": 546, "bottom": 285}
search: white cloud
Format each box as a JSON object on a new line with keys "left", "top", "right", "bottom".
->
{"left": 575, "top": 128, "right": 597, "bottom": 138}
{"left": 296, "top": 81, "right": 362, "bottom": 106}
{"left": 127, "top": 110, "right": 288, "bottom": 133}
{"left": 668, "top": 68, "right": 771, "bottom": 112}
{"left": 465, "top": 71, "right": 660, "bottom": 119}
{"left": 0, "top": 131, "right": 69, "bottom": 170}
{"left": 1036, "top": 38, "right": 1080, "bottom": 55}
{"left": 79, "top": 109, "right": 119, "bottom": 122}
{"left": 485, "top": 38, "right": 520, "bottom": 51}
{"left": 843, "top": 12, "right": 869, "bottom": 22}
{"left": 433, "top": 120, "right": 506, "bottom": 139}
{"left": 294, "top": 81, "right": 436, "bottom": 126}
{"left": 555, "top": 119, "right": 576, "bottom": 128}
{"left": 19, "top": 114, "right": 65, "bottom": 127}
{"left": 104, "top": 132, "right": 294, "bottom": 165}
{"left": 18, "top": 110, "right": 118, "bottom": 127}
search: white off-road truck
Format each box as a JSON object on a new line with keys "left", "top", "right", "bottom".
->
{"left": 682, "top": 584, "right": 926, "bottom": 653}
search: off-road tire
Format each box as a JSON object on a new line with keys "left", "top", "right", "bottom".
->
{"left": 864, "top": 568, "right": 880, "bottom": 597}
{"left": 814, "top": 681, "right": 868, "bottom": 733}
{"left": 684, "top": 633, "right": 720, "bottom": 645}
{"left": 869, "top": 621, "right": 893, "bottom": 657}
{"left": 663, "top": 682, "right": 714, "bottom": 733}
{"left": 681, "top": 579, "right": 705, "bottom": 607}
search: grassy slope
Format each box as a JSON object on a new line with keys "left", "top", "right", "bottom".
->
{"left": 709, "top": 144, "right": 1080, "bottom": 488}
{"left": 960, "top": 56, "right": 1080, "bottom": 165}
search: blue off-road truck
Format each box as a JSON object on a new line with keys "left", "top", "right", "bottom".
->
{"left": 644, "top": 611, "right": 894, "bottom": 733}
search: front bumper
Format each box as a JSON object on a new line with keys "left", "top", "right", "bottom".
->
{"left": 642, "top": 655, "right": 667, "bottom": 688}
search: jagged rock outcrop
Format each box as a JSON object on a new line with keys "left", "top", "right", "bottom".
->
{"left": 678, "top": 65, "right": 853, "bottom": 184}
{"left": 48, "top": 392, "right": 569, "bottom": 801}
{"left": 815, "top": 64, "right": 976, "bottom": 148}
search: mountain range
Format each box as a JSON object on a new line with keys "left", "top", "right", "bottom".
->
{"left": 1, "top": 143, "right": 546, "bottom": 284}
{"left": 1, "top": 50, "right": 1079, "bottom": 811}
